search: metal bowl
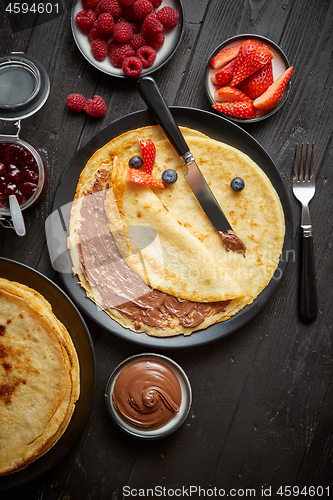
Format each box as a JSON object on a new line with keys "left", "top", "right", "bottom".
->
{"left": 105, "top": 353, "right": 192, "bottom": 438}
{"left": 206, "top": 34, "right": 292, "bottom": 123}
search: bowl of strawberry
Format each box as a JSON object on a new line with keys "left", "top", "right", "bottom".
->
{"left": 72, "top": 0, "right": 184, "bottom": 78}
{"left": 206, "top": 35, "right": 293, "bottom": 123}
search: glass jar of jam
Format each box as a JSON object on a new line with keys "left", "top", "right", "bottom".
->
{"left": 0, "top": 53, "right": 50, "bottom": 225}
{"left": 0, "top": 135, "right": 48, "bottom": 215}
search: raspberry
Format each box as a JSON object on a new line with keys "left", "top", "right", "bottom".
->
{"left": 84, "top": 95, "right": 107, "bottom": 117}
{"left": 133, "top": 0, "right": 153, "bottom": 21}
{"left": 82, "top": 0, "right": 100, "bottom": 9}
{"left": 94, "top": 3, "right": 103, "bottom": 16}
{"left": 156, "top": 6, "right": 179, "bottom": 28}
{"left": 150, "top": 0, "right": 162, "bottom": 7}
{"left": 136, "top": 45, "right": 156, "bottom": 68}
{"left": 75, "top": 9, "right": 96, "bottom": 33}
{"left": 98, "top": 0, "right": 122, "bottom": 17}
{"left": 109, "top": 42, "right": 135, "bottom": 67}
{"left": 96, "top": 12, "right": 115, "bottom": 34}
{"left": 130, "top": 22, "right": 141, "bottom": 33}
{"left": 121, "top": 6, "right": 136, "bottom": 22}
{"left": 113, "top": 21, "right": 133, "bottom": 42}
{"left": 114, "top": 15, "right": 127, "bottom": 23}
{"left": 141, "top": 12, "right": 163, "bottom": 36}
{"left": 90, "top": 38, "right": 108, "bottom": 61}
{"left": 130, "top": 33, "right": 147, "bottom": 50}
{"left": 66, "top": 93, "right": 86, "bottom": 112}
{"left": 88, "top": 27, "right": 110, "bottom": 41}
{"left": 147, "top": 32, "right": 164, "bottom": 50}
{"left": 119, "top": 0, "right": 135, "bottom": 6}
{"left": 122, "top": 56, "right": 143, "bottom": 76}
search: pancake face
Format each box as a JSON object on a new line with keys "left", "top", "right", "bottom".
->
{"left": 67, "top": 125, "right": 285, "bottom": 337}
{"left": 0, "top": 279, "right": 80, "bottom": 476}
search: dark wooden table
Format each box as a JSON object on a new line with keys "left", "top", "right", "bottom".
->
{"left": 1, "top": 0, "right": 332, "bottom": 498}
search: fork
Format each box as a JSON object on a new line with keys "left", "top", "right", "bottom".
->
{"left": 292, "top": 143, "right": 318, "bottom": 320}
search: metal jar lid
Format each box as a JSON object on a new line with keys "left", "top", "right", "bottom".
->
{"left": 0, "top": 52, "right": 50, "bottom": 121}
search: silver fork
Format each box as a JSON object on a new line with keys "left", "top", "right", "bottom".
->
{"left": 292, "top": 143, "right": 318, "bottom": 320}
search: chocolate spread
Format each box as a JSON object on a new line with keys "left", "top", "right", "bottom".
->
{"left": 219, "top": 230, "right": 246, "bottom": 256}
{"left": 112, "top": 359, "right": 182, "bottom": 429}
{"left": 77, "top": 178, "right": 229, "bottom": 332}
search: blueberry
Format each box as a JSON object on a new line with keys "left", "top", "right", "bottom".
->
{"left": 230, "top": 177, "right": 245, "bottom": 192}
{"left": 129, "top": 156, "right": 143, "bottom": 169}
{"left": 162, "top": 169, "right": 178, "bottom": 184}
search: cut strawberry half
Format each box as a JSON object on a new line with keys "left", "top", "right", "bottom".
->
{"left": 231, "top": 44, "right": 274, "bottom": 87}
{"left": 127, "top": 168, "right": 165, "bottom": 188}
{"left": 247, "top": 61, "right": 274, "bottom": 99}
{"left": 233, "top": 39, "right": 262, "bottom": 75}
{"left": 214, "top": 86, "right": 252, "bottom": 103}
{"left": 210, "top": 43, "right": 242, "bottom": 70}
{"left": 253, "top": 66, "right": 293, "bottom": 112}
{"left": 211, "top": 58, "right": 237, "bottom": 86}
{"left": 213, "top": 101, "right": 256, "bottom": 120}
{"left": 139, "top": 139, "right": 156, "bottom": 175}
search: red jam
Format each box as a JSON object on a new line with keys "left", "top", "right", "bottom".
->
{"left": 0, "top": 142, "right": 42, "bottom": 209}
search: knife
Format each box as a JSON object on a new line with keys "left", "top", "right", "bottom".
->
{"left": 137, "top": 77, "right": 245, "bottom": 254}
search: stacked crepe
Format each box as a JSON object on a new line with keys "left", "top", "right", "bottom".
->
{"left": 68, "top": 126, "right": 285, "bottom": 337}
{"left": 0, "top": 278, "right": 80, "bottom": 476}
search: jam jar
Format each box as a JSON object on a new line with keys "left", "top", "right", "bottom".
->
{"left": 0, "top": 53, "right": 50, "bottom": 223}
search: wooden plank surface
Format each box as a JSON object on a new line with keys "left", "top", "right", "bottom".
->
{"left": 0, "top": 0, "right": 332, "bottom": 498}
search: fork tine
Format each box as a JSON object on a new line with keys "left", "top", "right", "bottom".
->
{"left": 310, "top": 142, "right": 315, "bottom": 180}
{"left": 293, "top": 143, "right": 299, "bottom": 178}
{"left": 299, "top": 143, "right": 304, "bottom": 180}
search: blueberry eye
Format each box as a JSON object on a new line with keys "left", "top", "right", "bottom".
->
{"left": 230, "top": 177, "right": 245, "bottom": 191}
{"left": 129, "top": 156, "right": 143, "bottom": 169}
{"left": 162, "top": 169, "right": 178, "bottom": 184}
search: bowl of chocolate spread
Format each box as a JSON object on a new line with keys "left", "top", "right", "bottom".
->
{"left": 105, "top": 353, "right": 192, "bottom": 438}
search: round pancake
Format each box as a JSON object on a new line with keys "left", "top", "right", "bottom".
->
{"left": 68, "top": 126, "right": 285, "bottom": 337}
{"left": 0, "top": 279, "right": 80, "bottom": 476}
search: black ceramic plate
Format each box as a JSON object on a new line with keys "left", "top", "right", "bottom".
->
{"left": 0, "top": 258, "right": 95, "bottom": 491}
{"left": 71, "top": 0, "right": 184, "bottom": 78}
{"left": 50, "top": 107, "right": 292, "bottom": 349}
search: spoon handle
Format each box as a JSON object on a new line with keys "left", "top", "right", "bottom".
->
{"left": 9, "top": 195, "right": 26, "bottom": 237}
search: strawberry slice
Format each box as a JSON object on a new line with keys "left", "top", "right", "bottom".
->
{"left": 139, "top": 139, "right": 156, "bottom": 175}
{"left": 213, "top": 101, "right": 256, "bottom": 120}
{"left": 231, "top": 44, "right": 274, "bottom": 87}
{"left": 233, "top": 39, "right": 262, "bottom": 75}
{"left": 253, "top": 66, "right": 293, "bottom": 112}
{"left": 210, "top": 43, "right": 242, "bottom": 70}
{"left": 127, "top": 168, "right": 165, "bottom": 188}
{"left": 236, "top": 76, "right": 251, "bottom": 96}
{"left": 247, "top": 61, "right": 274, "bottom": 99}
{"left": 214, "top": 86, "right": 252, "bottom": 103}
{"left": 211, "top": 58, "right": 237, "bottom": 86}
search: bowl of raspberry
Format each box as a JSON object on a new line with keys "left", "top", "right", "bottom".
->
{"left": 72, "top": 0, "right": 184, "bottom": 78}
{"left": 206, "top": 34, "right": 293, "bottom": 123}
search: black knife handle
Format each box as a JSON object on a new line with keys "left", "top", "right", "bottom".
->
{"left": 137, "top": 76, "right": 189, "bottom": 158}
{"left": 299, "top": 233, "right": 318, "bottom": 321}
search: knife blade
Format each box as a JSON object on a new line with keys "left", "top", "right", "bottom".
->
{"left": 137, "top": 76, "right": 233, "bottom": 234}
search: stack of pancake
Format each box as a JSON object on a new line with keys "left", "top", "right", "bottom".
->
{"left": 0, "top": 278, "right": 80, "bottom": 476}
{"left": 68, "top": 125, "right": 285, "bottom": 337}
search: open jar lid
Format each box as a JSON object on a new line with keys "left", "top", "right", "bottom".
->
{"left": 0, "top": 52, "right": 50, "bottom": 121}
